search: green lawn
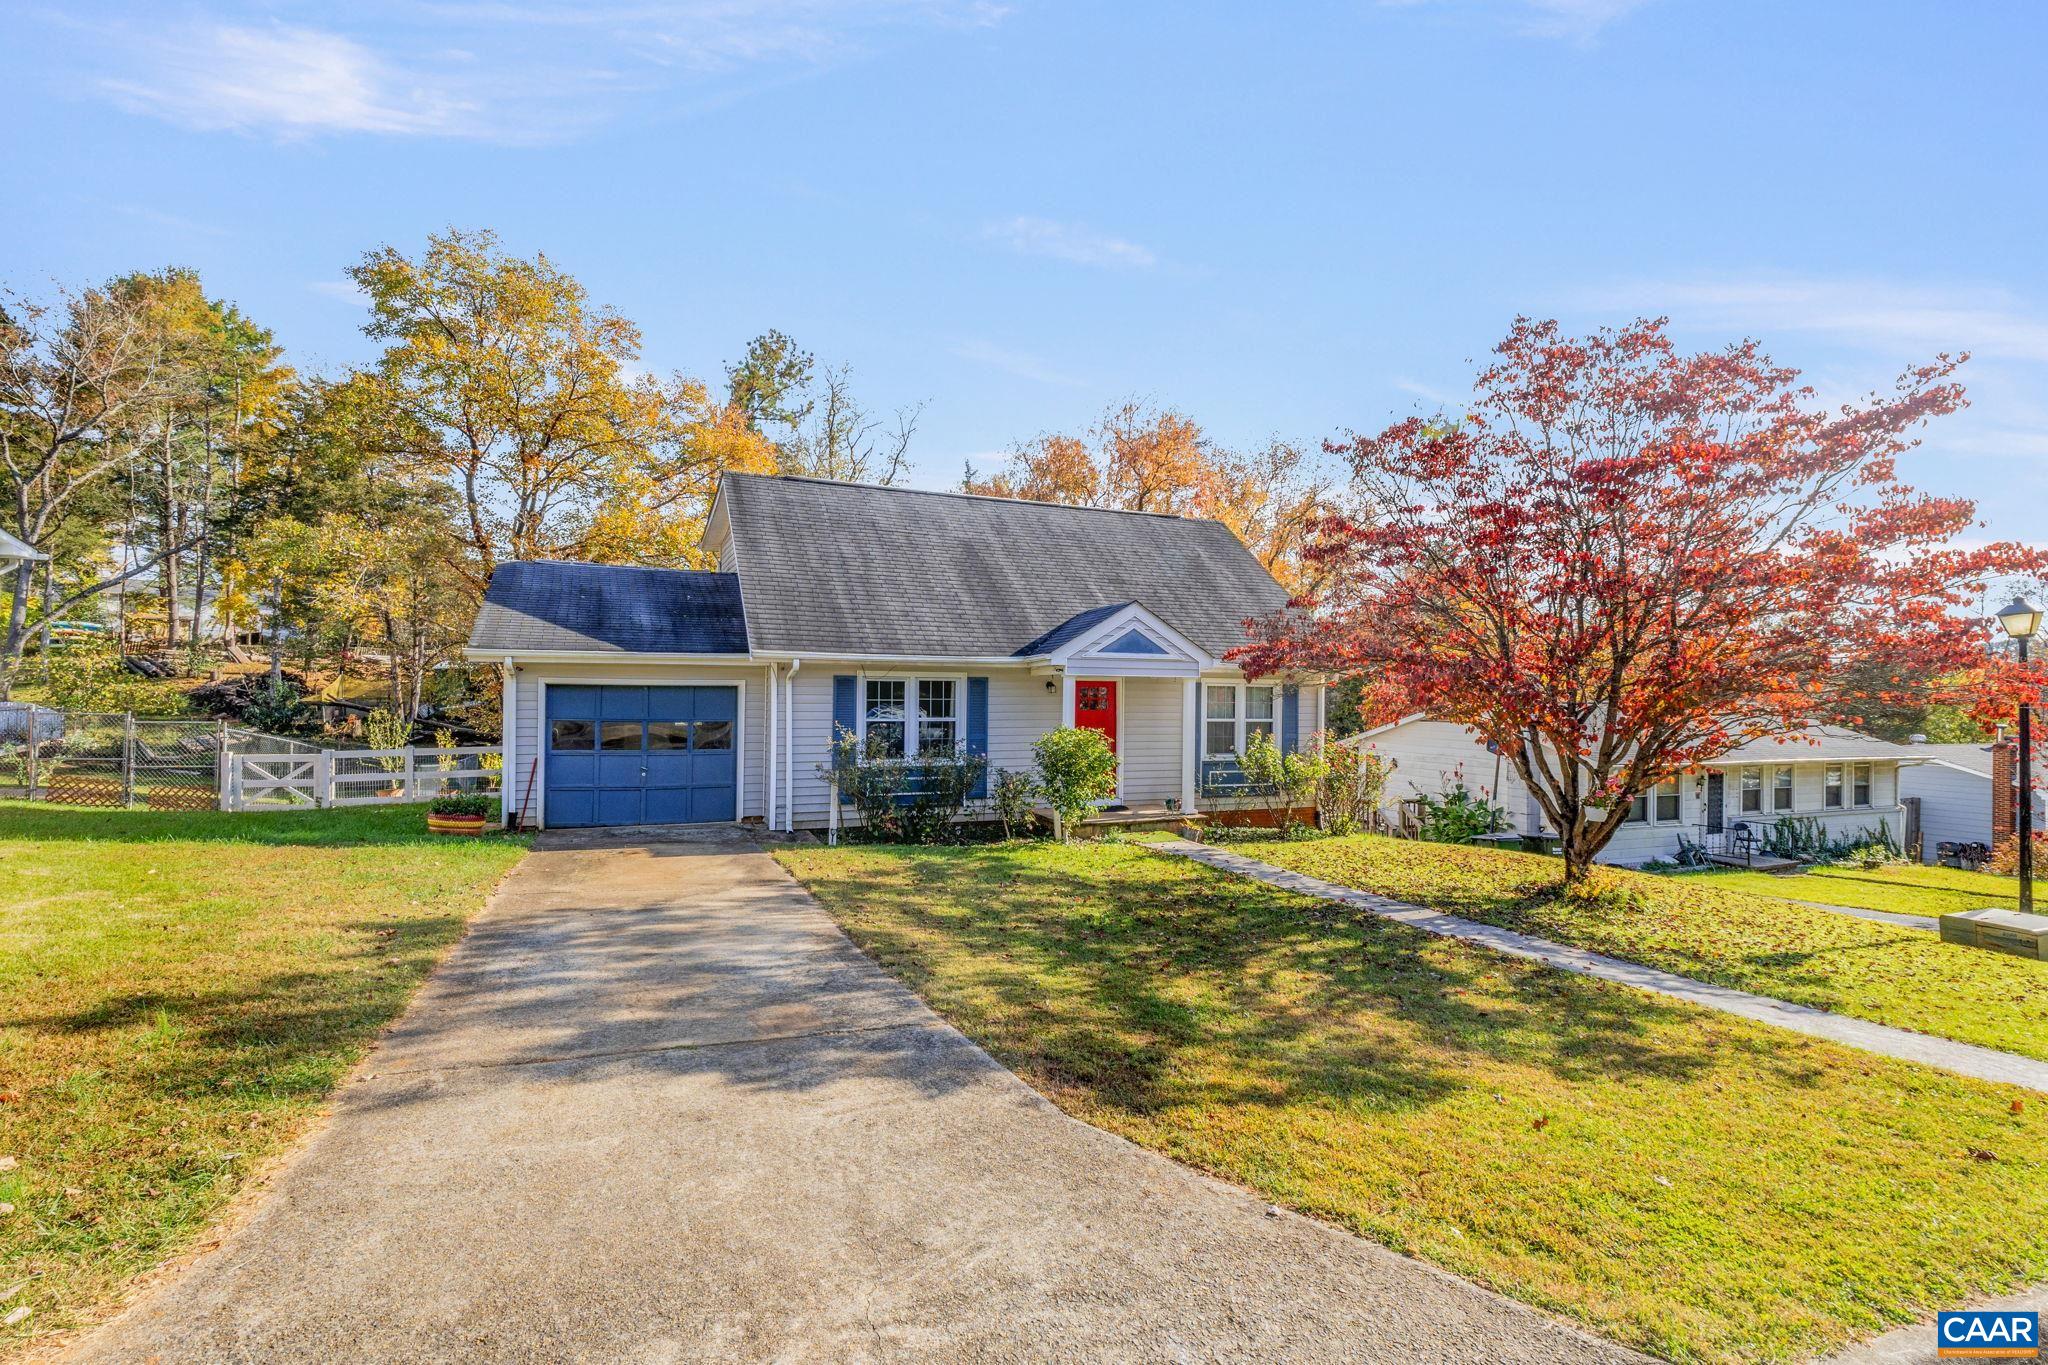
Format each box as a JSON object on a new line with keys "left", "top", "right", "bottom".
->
{"left": 1230, "top": 835, "right": 2048, "bottom": 1064}
{"left": 1670, "top": 862, "right": 2019, "bottom": 918}
{"left": 0, "top": 802, "right": 526, "bottom": 1351}
{"left": 779, "top": 840, "right": 2048, "bottom": 1364}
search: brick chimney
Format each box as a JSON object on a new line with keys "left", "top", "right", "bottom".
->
{"left": 1993, "top": 738, "right": 2017, "bottom": 841}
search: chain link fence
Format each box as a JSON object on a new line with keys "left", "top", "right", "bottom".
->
{"left": 0, "top": 702, "right": 316, "bottom": 811}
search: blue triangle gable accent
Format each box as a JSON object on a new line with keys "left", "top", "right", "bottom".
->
{"left": 1102, "top": 627, "right": 1170, "bottom": 656}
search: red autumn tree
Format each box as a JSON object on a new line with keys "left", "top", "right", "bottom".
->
{"left": 1237, "top": 317, "right": 2048, "bottom": 883}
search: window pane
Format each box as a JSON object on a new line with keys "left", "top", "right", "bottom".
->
{"left": 1205, "top": 685, "right": 1236, "bottom": 720}
{"left": 1245, "top": 718, "right": 1275, "bottom": 747}
{"left": 1076, "top": 683, "right": 1112, "bottom": 714}
{"left": 1656, "top": 780, "right": 1680, "bottom": 822}
{"left": 1246, "top": 685, "right": 1276, "bottom": 721}
{"left": 694, "top": 720, "right": 733, "bottom": 751}
{"left": 1627, "top": 792, "right": 1649, "bottom": 823}
{"left": 918, "top": 720, "right": 957, "bottom": 754}
{"left": 646, "top": 720, "right": 689, "bottom": 751}
{"left": 1824, "top": 764, "right": 1843, "bottom": 807}
{"left": 865, "top": 680, "right": 905, "bottom": 720}
{"left": 1773, "top": 767, "right": 1793, "bottom": 810}
{"left": 867, "top": 721, "right": 905, "bottom": 759}
{"left": 601, "top": 721, "right": 642, "bottom": 750}
{"left": 1205, "top": 719, "right": 1237, "bottom": 757}
{"left": 918, "top": 679, "right": 955, "bottom": 719}
{"left": 1740, "top": 766, "right": 1761, "bottom": 812}
{"left": 1854, "top": 763, "right": 1871, "bottom": 805}
{"left": 550, "top": 719, "right": 595, "bottom": 751}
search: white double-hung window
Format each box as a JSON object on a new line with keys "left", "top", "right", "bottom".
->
{"left": 862, "top": 676, "right": 960, "bottom": 759}
{"left": 1204, "top": 682, "right": 1278, "bottom": 758}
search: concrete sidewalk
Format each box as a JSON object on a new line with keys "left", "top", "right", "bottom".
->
{"left": 73, "top": 827, "right": 1636, "bottom": 1363}
{"left": 1162, "top": 840, "right": 2048, "bottom": 1094}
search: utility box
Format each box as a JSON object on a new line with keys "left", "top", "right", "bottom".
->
{"left": 1940, "top": 908, "right": 2048, "bottom": 960}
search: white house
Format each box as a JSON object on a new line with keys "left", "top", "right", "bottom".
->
{"left": 466, "top": 473, "right": 1325, "bottom": 832}
{"left": 1350, "top": 717, "right": 1917, "bottom": 866}
{"left": 1899, "top": 738, "right": 2043, "bottom": 861}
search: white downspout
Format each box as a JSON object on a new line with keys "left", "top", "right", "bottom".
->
{"left": 501, "top": 656, "right": 517, "bottom": 829}
{"left": 784, "top": 658, "right": 802, "bottom": 831}
{"left": 765, "top": 662, "right": 779, "bottom": 832}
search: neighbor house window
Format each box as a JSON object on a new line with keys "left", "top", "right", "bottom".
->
{"left": 1824, "top": 764, "right": 1844, "bottom": 808}
{"left": 861, "top": 675, "right": 964, "bottom": 759}
{"left": 1772, "top": 766, "right": 1793, "bottom": 811}
{"left": 1740, "top": 766, "right": 1762, "bottom": 813}
{"left": 1625, "top": 791, "right": 1650, "bottom": 823}
{"left": 1655, "top": 778, "right": 1680, "bottom": 822}
{"left": 1204, "top": 685, "right": 1238, "bottom": 758}
{"left": 1853, "top": 763, "right": 1872, "bottom": 807}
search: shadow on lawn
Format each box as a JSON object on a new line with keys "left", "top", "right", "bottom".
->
{"left": 818, "top": 846, "right": 1775, "bottom": 1121}
{"left": 1, "top": 911, "right": 470, "bottom": 1103}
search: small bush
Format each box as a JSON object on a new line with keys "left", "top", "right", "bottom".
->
{"left": 822, "top": 728, "right": 987, "bottom": 845}
{"left": 989, "top": 767, "right": 1039, "bottom": 840}
{"left": 1990, "top": 831, "right": 2047, "bottom": 878}
{"left": 1415, "top": 783, "right": 1505, "bottom": 844}
{"left": 1033, "top": 727, "right": 1117, "bottom": 840}
{"left": 430, "top": 793, "right": 492, "bottom": 817}
{"left": 1236, "top": 730, "right": 1327, "bottom": 830}
{"left": 1320, "top": 743, "right": 1393, "bottom": 835}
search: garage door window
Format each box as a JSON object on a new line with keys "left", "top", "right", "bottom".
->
{"left": 601, "top": 720, "right": 641, "bottom": 750}
{"left": 695, "top": 720, "right": 733, "bottom": 750}
{"left": 646, "top": 720, "right": 689, "bottom": 750}
{"left": 551, "top": 719, "right": 595, "bottom": 750}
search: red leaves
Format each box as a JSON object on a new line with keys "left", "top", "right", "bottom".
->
{"left": 1236, "top": 317, "right": 2048, "bottom": 872}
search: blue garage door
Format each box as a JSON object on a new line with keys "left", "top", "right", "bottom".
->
{"left": 544, "top": 685, "right": 738, "bottom": 827}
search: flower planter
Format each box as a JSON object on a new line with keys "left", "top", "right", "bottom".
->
{"left": 426, "top": 812, "right": 488, "bottom": 836}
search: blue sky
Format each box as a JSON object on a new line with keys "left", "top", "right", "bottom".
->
{"left": 6, "top": 0, "right": 2045, "bottom": 545}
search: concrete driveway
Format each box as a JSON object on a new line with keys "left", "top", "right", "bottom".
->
{"left": 76, "top": 828, "right": 1639, "bottom": 1363}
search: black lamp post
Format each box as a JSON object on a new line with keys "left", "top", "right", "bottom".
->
{"left": 1997, "top": 595, "right": 2044, "bottom": 914}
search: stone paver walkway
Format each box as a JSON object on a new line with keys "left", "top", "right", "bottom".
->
{"left": 1778, "top": 896, "right": 1937, "bottom": 931}
{"left": 1159, "top": 840, "right": 2048, "bottom": 1095}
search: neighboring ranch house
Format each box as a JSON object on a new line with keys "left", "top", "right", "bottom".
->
{"left": 466, "top": 473, "right": 1326, "bottom": 832}
{"left": 1899, "top": 738, "right": 2044, "bottom": 859}
{"left": 1351, "top": 717, "right": 1919, "bottom": 866}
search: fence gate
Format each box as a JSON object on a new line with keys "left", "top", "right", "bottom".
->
{"left": 0, "top": 704, "right": 317, "bottom": 811}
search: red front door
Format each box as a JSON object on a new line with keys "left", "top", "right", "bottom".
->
{"left": 1074, "top": 680, "right": 1118, "bottom": 754}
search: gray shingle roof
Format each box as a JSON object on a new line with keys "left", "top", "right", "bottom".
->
{"left": 1710, "top": 725, "right": 1923, "bottom": 766}
{"left": 720, "top": 474, "right": 1290, "bottom": 657}
{"left": 468, "top": 561, "right": 747, "bottom": 654}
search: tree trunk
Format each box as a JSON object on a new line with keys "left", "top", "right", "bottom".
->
{"left": 161, "top": 425, "right": 179, "bottom": 651}
{"left": 267, "top": 574, "right": 285, "bottom": 690}
{"left": 1561, "top": 841, "right": 1595, "bottom": 886}
{"left": 0, "top": 559, "right": 32, "bottom": 700}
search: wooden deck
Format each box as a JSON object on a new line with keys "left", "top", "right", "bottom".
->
{"left": 1704, "top": 852, "right": 1801, "bottom": 872}
{"left": 1039, "top": 801, "right": 1207, "bottom": 836}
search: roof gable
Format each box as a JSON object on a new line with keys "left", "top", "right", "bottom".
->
{"left": 720, "top": 474, "right": 1290, "bottom": 658}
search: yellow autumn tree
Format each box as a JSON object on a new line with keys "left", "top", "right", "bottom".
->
{"left": 964, "top": 401, "right": 1331, "bottom": 590}
{"left": 345, "top": 229, "right": 774, "bottom": 587}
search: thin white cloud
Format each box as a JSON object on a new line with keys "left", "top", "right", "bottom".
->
{"left": 308, "top": 279, "right": 366, "bottom": 302}
{"left": 950, "top": 340, "right": 1087, "bottom": 388}
{"left": 1580, "top": 276, "right": 2048, "bottom": 365}
{"left": 82, "top": 3, "right": 1011, "bottom": 142}
{"left": 1392, "top": 375, "right": 1459, "bottom": 406}
{"left": 983, "top": 217, "right": 1158, "bottom": 270}
{"left": 103, "top": 25, "right": 480, "bottom": 138}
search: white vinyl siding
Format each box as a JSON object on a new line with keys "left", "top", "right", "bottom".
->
{"left": 1118, "top": 677, "right": 1184, "bottom": 803}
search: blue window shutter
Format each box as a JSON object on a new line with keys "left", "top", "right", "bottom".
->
{"left": 1281, "top": 684, "right": 1300, "bottom": 753}
{"left": 833, "top": 675, "right": 857, "bottom": 804}
{"left": 966, "top": 676, "right": 989, "bottom": 798}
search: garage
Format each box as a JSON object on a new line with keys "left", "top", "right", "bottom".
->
{"left": 543, "top": 684, "right": 739, "bottom": 827}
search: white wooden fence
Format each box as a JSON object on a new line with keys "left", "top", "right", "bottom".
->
{"left": 223, "top": 745, "right": 502, "bottom": 812}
